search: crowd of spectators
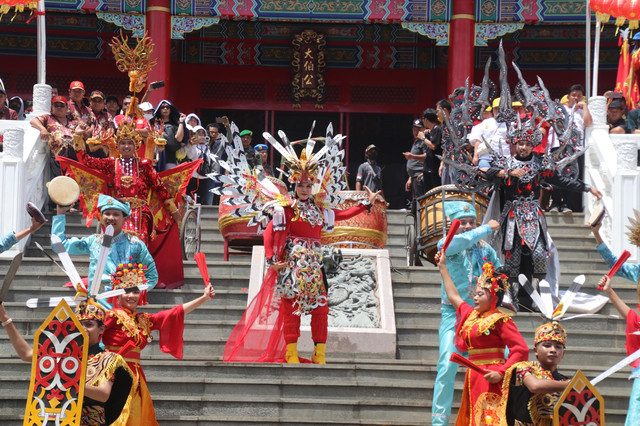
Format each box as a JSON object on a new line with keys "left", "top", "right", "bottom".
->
{"left": 0, "top": 80, "right": 275, "bottom": 206}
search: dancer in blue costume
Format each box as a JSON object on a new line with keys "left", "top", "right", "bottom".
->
{"left": 431, "top": 201, "right": 501, "bottom": 426}
{"left": 52, "top": 194, "right": 157, "bottom": 305}
{"left": 592, "top": 219, "right": 640, "bottom": 426}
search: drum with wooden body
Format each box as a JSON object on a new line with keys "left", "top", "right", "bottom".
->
{"left": 321, "top": 191, "right": 387, "bottom": 249}
{"left": 218, "top": 177, "right": 288, "bottom": 260}
{"left": 408, "top": 185, "right": 489, "bottom": 266}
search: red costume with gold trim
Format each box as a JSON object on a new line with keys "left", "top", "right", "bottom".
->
{"left": 454, "top": 303, "right": 529, "bottom": 426}
{"left": 101, "top": 263, "right": 186, "bottom": 425}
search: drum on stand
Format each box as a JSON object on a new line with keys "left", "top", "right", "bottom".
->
{"left": 218, "top": 177, "right": 288, "bottom": 260}
{"left": 413, "top": 185, "right": 489, "bottom": 265}
{"left": 321, "top": 191, "right": 387, "bottom": 249}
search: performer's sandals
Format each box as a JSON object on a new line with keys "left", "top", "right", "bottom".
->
{"left": 285, "top": 343, "right": 300, "bottom": 363}
{"left": 312, "top": 343, "right": 326, "bottom": 364}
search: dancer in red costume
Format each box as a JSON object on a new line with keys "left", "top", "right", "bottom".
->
{"left": 220, "top": 122, "right": 380, "bottom": 363}
{"left": 437, "top": 250, "right": 529, "bottom": 425}
{"left": 264, "top": 181, "right": 379, "bottom": 363}
{"left": 102, "top": 263, "right": 215, "bottom": 425}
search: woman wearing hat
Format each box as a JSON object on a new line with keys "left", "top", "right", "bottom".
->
{"left": 437, "top": 250, "right": 528, "bottom": 425}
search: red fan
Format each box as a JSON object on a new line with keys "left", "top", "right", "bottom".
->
{"left": 599, "top": 250, "right": 631, "bottom": 290}
{"left": 450, "top": 352, "right": 486, "bottom": 375}
{"left": 194, "top": 252, "right": 210, "bottom": 287}
{"left": 442, "top": 219, "right": 461, "bottom": 253}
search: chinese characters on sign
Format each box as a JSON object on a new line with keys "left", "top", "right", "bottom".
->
{"left": 291, "top": 29, "right": 326, "bottom": 108}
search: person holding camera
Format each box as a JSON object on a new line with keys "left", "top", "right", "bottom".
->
{"left": 356, "top": 144, "right": 383, "bottom": 195}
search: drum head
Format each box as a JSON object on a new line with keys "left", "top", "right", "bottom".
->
{"left": 589, "top": 204, "right": 605, "bottom": 227}
{"left": 47, "top": 176, "right": 80, "bottom": 206}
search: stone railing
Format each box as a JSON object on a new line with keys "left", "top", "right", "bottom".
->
{"left": 584, "top": 95, "right": 640, "bottom": 261}
{"left": 0, "top": 84, "right": 51, "bottom": 259}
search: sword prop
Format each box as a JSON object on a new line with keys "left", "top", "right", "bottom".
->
{"left": 51, "top": 234, "right": 83, "bottom": 292}
{"left": 557, "top": 275, "right": 585, "bottom": 318}
{"left": 442, "top": 219, "right": 461, "bottom": 253}
{"left": 599, "top": 250, "right": 631, "bottom": 290}
{"left": 591, "top": 348, "right": 640, "bottom": 385}
{"left": 450, "top": 352, "right": 487, "bottom": 375}
{"left": 26, "top": 284, "right": 150, "bottom": 308}
{"left": 89, "top": 225, "right": 114, "bottom": 297}
{"left": 34, "top": 241, "right": 68, "bottom": 276}
{"left": 0, "top": 253, "right": 23, "bottom": 302}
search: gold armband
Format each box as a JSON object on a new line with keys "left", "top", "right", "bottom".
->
{"left": 164, "top": 199, "right": 178, "bottom": 214}
{"left": 73, "top": 134, "right": 86, "bottom": 151}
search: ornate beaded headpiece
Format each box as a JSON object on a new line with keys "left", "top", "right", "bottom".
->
{"left": 111, "top": 259, "right": 148, "bottom": 290}
{"left": 534, "top": 321, "right": 567, "bottom": 346}
{"left": 286, "top": 149, "right": 320, "bottom": 184}
{"left": 116, "top": 118, "right": 143, "bottom": 147}
{"left": 74, "top": 299, "right": 106, "bottom": 323}
{"left": 476, "top": 260, "right": 510, "bottom": 310}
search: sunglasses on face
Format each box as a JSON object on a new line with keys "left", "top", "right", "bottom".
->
{"left": 53, "top": 103, "right": 66, "bottom": 108}
{"left": 160, "top": 105, "right": 170, "bottom": 109}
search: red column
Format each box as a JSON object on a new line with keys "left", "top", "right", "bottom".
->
{"left": 146, "top": 0, "right": 171, "bottom": 105}
{"left": 448, "top": 0, "right": 475, "bottom": 94}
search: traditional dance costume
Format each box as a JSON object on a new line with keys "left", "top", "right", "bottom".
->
{"left": 433, "top": 201, "right": 501, "bottom": 426}
{"left": 101, "top": 263, "right": 187, "bottom": 425}
{"left": 500, "top": 322, "right": 569, "bottom": 426}
{"left": 453, "top": 262, "right": 528, "bottom": 425}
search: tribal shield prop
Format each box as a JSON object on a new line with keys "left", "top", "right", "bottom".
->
{"left": 24, "top": 299, "right": 88, "bottom": 426}
{"left": 553, "top": 370, "right": 604, "bottom": 426}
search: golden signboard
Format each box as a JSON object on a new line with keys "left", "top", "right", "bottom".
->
{"left": 291, "top": 29, "right": 326, "bottom": 109}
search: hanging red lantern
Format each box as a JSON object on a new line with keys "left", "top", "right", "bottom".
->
{"left": 609, "top": 0, "right": 628, "bottom": 26}
{"left": 591, "top": 0, "right": 618, "bottom": 24}
{"left": 622, "top": 0, "right": 640, "bottom": 29}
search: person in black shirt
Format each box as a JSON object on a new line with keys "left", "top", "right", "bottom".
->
{"left": 608, "top": 99, "right": 627, "bottom": 134}
{"left": 419, "top": 108, "right": 442, "bottom": 193}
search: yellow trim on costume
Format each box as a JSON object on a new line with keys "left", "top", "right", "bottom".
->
{"left": 468, "top": 347, "right": 505, "bottom": 356}
{"left": 473, "top": 358, "right": 506, "bottom": 366}
{"left": 322, "top": 227, "right": 387, "bottom": 242}
{"left": 147, "top": 6, "right": 170, "bottom": 12}
{"left": 451, "top": 14, "right": 475, "bottom": 20}
{"left": 218, "top": 213, "right": 258, "bottom": 228}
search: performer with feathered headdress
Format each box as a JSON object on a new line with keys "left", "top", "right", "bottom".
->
{"left": 57, "top": 33, "right": 202, "bottom": 289}
{"left": 218, "top": 122, "right": 380, "bottom": 363}
{"left": 437, "top": 249, "right": 529, "bottom": 425}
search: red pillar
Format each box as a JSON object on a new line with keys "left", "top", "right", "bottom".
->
{"left": 146, "top": 0, "right": 171, "bottom": 105}
{"left": 448, "top": 0, "right": 475, "bottom": 94}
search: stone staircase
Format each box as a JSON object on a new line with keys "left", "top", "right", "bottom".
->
{"left": 0, "top": 207, "right": 635, "bottom": 424}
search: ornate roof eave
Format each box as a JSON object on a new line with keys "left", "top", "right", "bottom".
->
{"left": 96, "top": 12, "right": 220, "bottom": 39}
{"left": 401, "top": 21, "right": 524, "bottom": 47}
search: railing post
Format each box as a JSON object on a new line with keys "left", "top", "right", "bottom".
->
{"left": 0, "top": 127, "right": 27, "bottom": 258}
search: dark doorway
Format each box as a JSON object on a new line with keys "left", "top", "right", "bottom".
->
{"left": 348, "top": 112, "right": 414, "bottom": 209}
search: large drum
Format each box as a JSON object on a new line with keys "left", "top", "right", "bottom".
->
{"left": 218, "top": 177, "right": 288, "bottom": 260}
{"left": 321, "top": 191, "right": 387, "bottom": 249}
{"left": 410, "top": 185, "right": 489, "bottom": 266}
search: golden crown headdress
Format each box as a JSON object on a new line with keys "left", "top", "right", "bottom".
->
{"left": 116, "top": 118, "right": 143, "bottom": 147}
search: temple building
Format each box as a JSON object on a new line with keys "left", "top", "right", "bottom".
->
{"left": 0, "top": 0, "right": 619, "bottom": 207}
